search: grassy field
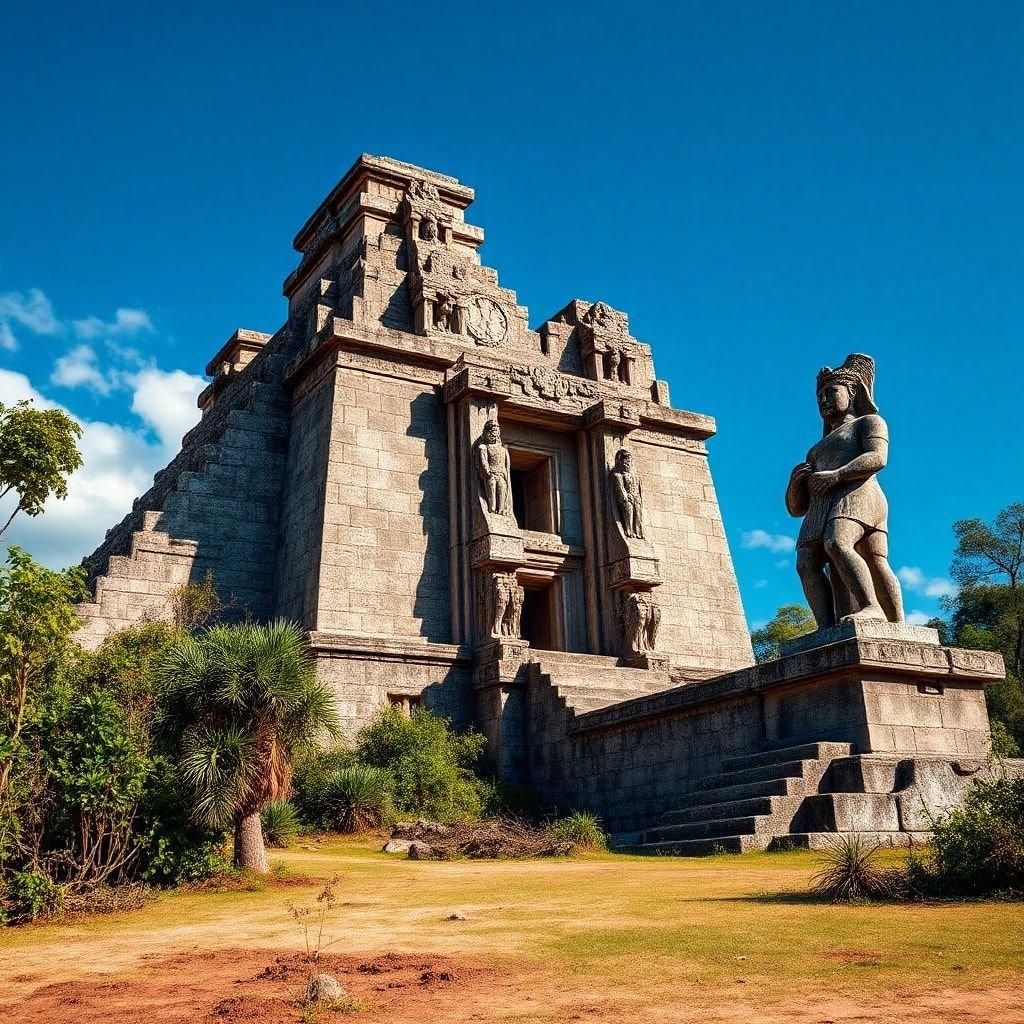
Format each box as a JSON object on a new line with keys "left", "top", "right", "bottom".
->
{"left": 1, "top": 836, "right": 1021, "bottom": 1023}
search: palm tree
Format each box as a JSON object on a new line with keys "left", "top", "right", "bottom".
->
{"left": 157, "top": 619, "right": 340, "bottom": 872}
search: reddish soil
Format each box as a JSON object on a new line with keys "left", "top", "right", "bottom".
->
{"left": 0, "top": 949, "right": 493, "bottom": 1024}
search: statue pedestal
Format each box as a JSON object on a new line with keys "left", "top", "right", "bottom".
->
{"left": 622, "top": 651, "right": 670, "bottom": 671}
{"left": 780, "top": 619, "right": 940, "bottom": 658}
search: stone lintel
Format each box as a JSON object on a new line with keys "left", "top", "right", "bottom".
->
{"left": 442, "top": 362, "right": 513, "bottom": 405}
{"left": 474, "top": 638, "right": 530, "bottom": 687}
{"left": 607, "top": 553, "right": 661, "bottom": 590}
{"left": 307, "top": 632, "right": 472, "bottom": 667}
{"left": 780, "top": 619, "right": 941, "bottom": 657}
{"left": 584, "top": 399, "right": 642, "bottom": 431}
{"left": 469, "top": 517, "right": 525, "bottom": 569}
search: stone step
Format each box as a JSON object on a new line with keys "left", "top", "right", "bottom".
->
{"left": 768, "top": 831, "right": 927, "bottom": 852}
{"left": 664, "top": 776, "right": 796, "bottom": 811}
{"left": 641, "top": 814, "right": 762, "bottom": 844}
{"left": 721, "top": 741, "right": 853, "bottom": 774}
{"left": 635, "top": 833, "right": 771, "bottom": 856}
{"left": 702, "top": 758, "right": 810, "bottom": 789}
{"left": 659, "top": 795, "right": 776, "bottom": 825}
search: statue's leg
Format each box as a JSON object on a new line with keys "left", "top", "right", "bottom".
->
{"left": 486, "top": 478, "right": 498, "bottom": 514}
{"left": 859, "top": 530, "right": 905, "bottom": 623}
{"left": 796, "top": 543, "right": 836, "bottom": 627}
{"left": 495, "top": 478, "right": 508, "bottom": 516}
{"left": 824, "top": 518, "right": 886, "bottom": 620}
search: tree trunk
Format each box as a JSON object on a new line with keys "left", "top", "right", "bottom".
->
{"left": 234, "top": 810, "right": 269, "bottom": 873}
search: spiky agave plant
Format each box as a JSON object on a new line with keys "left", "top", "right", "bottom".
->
{"left": 157, "top": 620, "right": 340, "bottom": 872}
{"left": 811, "top": 834, "right": 893, "bottom": 901}
{"left": 324, "top": 765, "right": 391, "bottom": 833}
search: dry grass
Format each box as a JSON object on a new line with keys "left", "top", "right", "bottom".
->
{"left": 1, "top": 835, "right": 1022, "bottom": 1023}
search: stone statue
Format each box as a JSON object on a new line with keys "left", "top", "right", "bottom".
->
{"left": 606, "top": 349, "right": 621, "bottom": 381}
{"left": 623, "top": 590, "right": 660, "bottom": 655}
{"left": 435, "top": 291, "right": 456, "bottom": 332}
{"left": 610, "top": 448, "right": 645, "bottom": 540}
{"left": 786, "top": 353, "right": 904, "bottom": 627}
{"left": 476, "top": 418, "right": 512, "bottom": 517}
{"left": 420, "top": 211, "right": 438, "bottom": 242}
{"left": 483, "top": 572, "right": 523, "bottom": 638}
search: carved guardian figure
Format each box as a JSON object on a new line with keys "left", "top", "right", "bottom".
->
{"left": 482, "top": 572, "right": 524, "bottom": 639}
{"left": 623, "top": 590, "right": 660, "bottom": 655}
{"left": 475, "top": 418, "right": 513, "bottom": 517}
{"left": 610, "top": 448, "right": 645, "bottom": 540}
{"left": 786, "top": 353, "right": 904, "bottom": 627}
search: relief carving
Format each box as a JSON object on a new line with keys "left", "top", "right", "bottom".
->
{"left": 475, "top": 418, "right": 513, "bottom": 517}
{"left": 482, "top": 571, "right": 524, "bottom": 639}
{"left": 622, "top": 590, "right": 661, "bottom": 656}
{"left": 610, "top": 448, "right": 645, "bottom": 540}
{"left": 508, "top": 365, "right": 596, "bottom": 404}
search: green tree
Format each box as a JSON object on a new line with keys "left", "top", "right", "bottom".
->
{"left": 0, "top": 547, "right": 86, "bottom": 856}
{"left": 946, "top": 503, "right": 1024, "bottom": 752}
{"left": 0, "top": 401, "right": 83, "bottom": 537}
{"left": 156, "top": 620, "right": 340, "bottom": 872}
{"left": 750, "top": 603, "right": 816, "bottom": 663}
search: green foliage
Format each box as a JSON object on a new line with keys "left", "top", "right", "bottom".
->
{"left": 909, "top": 777, "right": 1024, "bottom": 898}
{"left": 355, "top": 706, "right": 488, "bottom": 822}
{"left": 990, "top": 720, "right": 1022, "bottom": 758}
{"left": 1, "top": 868, "right": 63, "bottom": 924}
{"left": 0, "top": 547, "right": 87, "bottom": 861}
{"left": 0, "top": 400, "right": 83, "bottom": 537}
{"left": 750, "top": 604, "right": 815, "bottom": 663}
{"left": 944, "top": 503, "right": 1024, "bottom": 753}
{"left": 156, "top": 620, "right": 340, "bottom": 869}
{"left": 171, "top": 570, "right": 230, "bottom": 631}
{"left": 323, "top": 765, "right": 392, "bottom": 833}
{"left": 548, "top": 812, "right": 607, "bottom": 851}
{"left": 261, "top": 800, "right": 300, "bottom": 848}
{"left": 810, "top": 835, "right": 901, "bottom": 901}
{"left": 291, "top": 744, "right": 356, "bottom": 828}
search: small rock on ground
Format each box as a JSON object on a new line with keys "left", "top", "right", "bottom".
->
{"left": 306, "top": 973, "right": 345, "bottom": 1002}
{"left": 382, "top": 839, "right": 412, "bottom": 853}
{"left": 446, "top": 911, "right": 467, "bottom": 920}
{"left": 408, "top": 841, "right": 434, "bottom": 860}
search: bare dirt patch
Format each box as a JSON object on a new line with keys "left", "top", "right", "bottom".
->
{"left": 1, "top": 948, "right": 493, "bottom": 1024}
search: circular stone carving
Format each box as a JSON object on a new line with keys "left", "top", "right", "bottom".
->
{"left": 466, "top": 296, "right": 508, "bottom": 346}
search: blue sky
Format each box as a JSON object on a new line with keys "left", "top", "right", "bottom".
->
{"left": 1, "top": 1, "right": 1021, "bottom": 628}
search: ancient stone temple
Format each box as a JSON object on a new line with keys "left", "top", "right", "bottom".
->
{"left": 76, "top": 155, "right": 1017, "bottom": 851}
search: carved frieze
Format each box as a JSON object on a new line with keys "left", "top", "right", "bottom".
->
{"left": 508, "top": 365, "right": 597, "bottom": 404}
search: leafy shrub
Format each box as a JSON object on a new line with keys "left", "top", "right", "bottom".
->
{"left": 548, "top": 812, "right": 607, "bottom": 851}
{"left": 323, "top": 766, "right": 391, "bottom": 833}
{"left": 909, "top": 777, "right": 1024, "bottom": 897}
{"left": 1, "top": 869, "right": 63, "bottom": 923}
{"left": 811, "top": 835, "right": 901, "bottom": 901}
{"left": 990, "top": 720, "right": 1022, "bottom": 758}
{"left": 261, "top": 801, "right": 300, "bottom": 848}
{"left": 291, "top": 745, "right": 356, "bottom": 828}
{"left": 355, "top": 707, "right": 488, "bottom": 822}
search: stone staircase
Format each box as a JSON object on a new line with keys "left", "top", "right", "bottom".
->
{"left": 76, "top": 374, "right": 291, "bottom": 648}
{"left": 634, "top": 741, "right": 854, "bottom": 854}
{"left": 526, "top": 650, "right": 675, "bottom": 713}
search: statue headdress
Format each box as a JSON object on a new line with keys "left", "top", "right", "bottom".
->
{"left": 816, "top": 352, "right": 878, "bottom": 430}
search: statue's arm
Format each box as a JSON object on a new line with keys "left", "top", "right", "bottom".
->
{"left": 835, "top": 416, "right": 889, "bottom": 482}
{"left": 476, "top": 444, "right": 489, "bottom": 481}
{"left": 786, "top": 462, "right": 811, "bottom": 516}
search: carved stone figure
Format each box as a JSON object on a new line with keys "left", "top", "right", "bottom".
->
{"left": 435, "top": 290, "right": 457, "bottom": 332}
{"left": 482, "top": 571, "right": 524, "bottom": 638}
{"left": 611, "top": 448, "right": 645, "bottom": 540}
{"left": 420, "top": 211, "right": 438, "bottom": 242}
{"left": 475, "top": 418, "right": 512, "bottom": 517}
{"left": 606, "top": 349, "right": 621, "bottom": 381}
{"left": 623, "top": 590, "right": 660, "bottom": 655}
{"left": 786, "top": 353, "right": 904, "bottom": 627}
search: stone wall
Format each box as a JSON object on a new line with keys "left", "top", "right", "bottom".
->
{"left": 316, "top": 359, "right": 452, "bottom": 640}
{"left": 632, "top": 431, "right": 753, "bottom": 675}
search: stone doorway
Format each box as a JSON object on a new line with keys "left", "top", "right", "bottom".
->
{"left": 520, "top": 579, "right": 563, "bottom": 651}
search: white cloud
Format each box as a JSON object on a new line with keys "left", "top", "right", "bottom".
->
{"left": 753, "top": 578, "right": 769, "bottom": 589}
{"left": 0, "top": 287, "right": 61, "bottom": 351}
{"left": 50, "top": 344, "right": 114, "bottom": 395}
{"left": 898, "top": 566, "right": 957, "bottom": 600}
{"left": 72, "top": 307, "right": 154, "bottom": 340}
{"left": 742, "top": 529, "right": 796, "bottom": 553}
{"left": 0, "top": 362, "right": 202, "bottom": 570}
{"left": 128, "top": 367, "right": 205, "bottom": 449}
{"left": 907, "top": 610, "right": 935, "bottom": 626}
